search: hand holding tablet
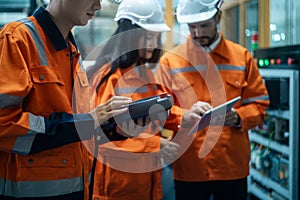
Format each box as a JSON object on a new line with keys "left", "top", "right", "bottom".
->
{"left": 99, "top": 93, "right": 173, "bottom": 136}
{"left": 196, "top": 96, "right": 241, "bottom": 131}
{"left": 185, "top": 96, "right": 241, "bottom": 134}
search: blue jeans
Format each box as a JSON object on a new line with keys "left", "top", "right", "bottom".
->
{"left": 161, "top": 164, "right": 175, "bottom": 200}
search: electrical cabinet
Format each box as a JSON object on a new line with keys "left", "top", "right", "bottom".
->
{"left": 0, "top": 0, "right": 31, "bottom": 28}
{"left": 0, "top": 0, "right": 30, "bottom": 12}
{"left": 248, "top": 68, "right": 299, "bottom": 200}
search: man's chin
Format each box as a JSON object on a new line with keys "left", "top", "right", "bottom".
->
{"left": 194, "top": 40, "right": 208, "bottom": 47}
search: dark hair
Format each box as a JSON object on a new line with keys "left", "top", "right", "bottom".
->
{"left": 87, "top": 19, "right": 163, "bottom": 89}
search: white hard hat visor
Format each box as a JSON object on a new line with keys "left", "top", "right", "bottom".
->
{"left": 114, "top": 0, "right": 170, "bottom": 32}
{"left": 138, "top": 23, "right": 171, "bottom": 32}
{"left": 177, "top": 7, "right": 218, "bottom": 23}
{"left": 176, "top": 0, "right": 222, "bottom": 24}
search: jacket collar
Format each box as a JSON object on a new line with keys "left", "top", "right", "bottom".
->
{"left": 33, "top": 7, "right": 77, "bottom": 51}
{"left": 210, "top": 33, "right": 231, "bottom": 62}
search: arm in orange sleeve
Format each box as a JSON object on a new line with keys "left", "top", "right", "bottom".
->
{"left": 95, "top": 71, "right": 161, "bottom": 152}
{"left": 235, "top": 51, "right": 270, "bottom": 131}
{"left": 156, "top": 56, "right": 184, "bottom": 135}
{"left": 0, "top": 28, "right": 94, "bottom": 155}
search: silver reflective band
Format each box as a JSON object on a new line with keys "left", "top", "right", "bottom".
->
{"left": 217, "top": 65, "right": 246, "bottom": 71}
{"left": 12, "top": 134, "right": 36, "bottom": 155}
{"left": 0, "top": 94, "right": 23, "bottom": 109}
{"left": 0, "top": 176, "right": 84, "bottom": 197}
{"left": 24, "top": 20, "right": 49, "bottom": 67}
{"left": 242, "top": 95, "right": 270, "bottom": 105}
{"left": 28, "top": 113, "right": 46, "bottom": 134}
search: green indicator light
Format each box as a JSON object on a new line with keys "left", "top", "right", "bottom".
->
{"left": 264, "top": 59, "right": 269, "bottom": 66}
{"left": 258, "top": 59, "right": 264, "bottom": 67}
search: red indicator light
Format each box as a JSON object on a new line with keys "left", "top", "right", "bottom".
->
{"left": 276, "top": 59, "right": 281, "bottom": 64}
{"left": 287, "top": 57, "right": 294, "bottom": 65}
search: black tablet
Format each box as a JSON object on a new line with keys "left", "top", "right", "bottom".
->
{"left": 114, "top": 93, "right": 173, "bottom": 122}
{"left": 100, "top": 93, "right": 173, "bottom": 134}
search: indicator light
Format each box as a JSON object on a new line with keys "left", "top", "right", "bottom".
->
{"left": 258, "top": 59, "right": 264, "bottom": 67}
{"left": 264, "top": 59, "right": 269, "bottom": 66}
{"left": 276, "top": 59, "right": 281, "bottom": 64}
{"left": 287, "top": 57, "right": 294, "bottom": 65}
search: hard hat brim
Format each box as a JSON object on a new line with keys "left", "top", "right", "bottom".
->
{"left": 114, "top": 17, "right": 171, "bottom": 32}
{"left": 177, "top": 8, "right": 218, "bottom": 24}
{"left": 138, "top": 23, "right": 171, "bottom": 32}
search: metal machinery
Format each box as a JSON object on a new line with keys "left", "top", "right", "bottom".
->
{"left": 248, "top": 45, "right": 299, "bottom": 200}
{"left": 0, "top": 0, "right": 32, "bottom": 27}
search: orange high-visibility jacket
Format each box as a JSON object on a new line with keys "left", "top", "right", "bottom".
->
{"left": 0, "top": 8, "right": 94, "bottom": 199}
{"left": 156, "top": 34, "right": 269, "bottom": 181}
{"left": 90, "top": 64, "right": 163, "bottom": 200}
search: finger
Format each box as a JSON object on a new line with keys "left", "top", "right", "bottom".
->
{"left": 104, "top": 96, "right": 132, "bottom": 110}
{"left": 190, "top": 113, "right": 202, "bottom": 120}
{"left": 196, "top": 102, "right": 212, "bottom": 111}
{"left": 192, "top": 106, "right": 207, "bottom": 116}
{"left": 109, "top": 95, "right": 132, "bottom": 102}
{"left": 109, "top": 107, "right": 128, "bottom": 117}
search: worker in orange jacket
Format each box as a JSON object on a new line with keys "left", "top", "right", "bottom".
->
{"left": 0, "top": 0, "right": 134, "bottom": 199}
{"left": 87, "top": 0, "right": 180, "bottom": 199}
{"left": 155, "top": 0, "right": 270, "bottom": 199}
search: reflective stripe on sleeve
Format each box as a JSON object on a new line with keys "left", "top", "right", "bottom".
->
{"left": 170, "top": 65, "right": 207, "bottom": 75}
{"left": 24, "top": 21, "right": 48, "bottom": 67}
{"left": 0, "top": 176, "right": 84, "bottom": 197}
{"left": 242, "top": 95, "right": 270, "bottom": 105}
{"left": 12, "top": 134, "right": 36, "bottom": 155}
{"left": 217, "top": 65, "right": 246, "bottom": 71}
{"left": 28, "top": 113, "right": 46, "bottom": 134}
{"left": 12, "top": 114, "right": 46, "bottom": 155}
{"left": 0, "top": 94, "right": 23, "bottom": 109}
{"left": 169, "top": 65, "right": 245, "bottom": 76}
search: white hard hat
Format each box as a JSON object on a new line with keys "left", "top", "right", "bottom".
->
{"left": 176, "top": 0, "right": 223, "bottom": 24}
{"left": 114, "top": 0, "right": 171, "bottom": 32}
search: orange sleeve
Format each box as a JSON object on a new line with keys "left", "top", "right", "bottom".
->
{"left": 94, "top": 68, "right": 161, "bottom": 152}
{"left": 0, "top": 26, "right": 39, "bottom": 153}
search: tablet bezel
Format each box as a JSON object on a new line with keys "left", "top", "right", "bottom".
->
{"left": 197, "top": 96, "right": 241, "bottom": 131}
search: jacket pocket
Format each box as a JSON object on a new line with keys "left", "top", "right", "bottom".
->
{"left": 19, "top": 145, "right": 76, "bottom": 168}
{"left": 31, "top": 66, "right": 64, "bottom": 85}
{"left": 225, "top": 73, "right": 248, "bottom": 89}
{"left": 224, "top": 73, "right": 248, "bottom": 99}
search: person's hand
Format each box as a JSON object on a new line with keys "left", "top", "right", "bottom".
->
{"left": 160, "top": 137, "right": 180, "bottom": 164}
{"left": 181, "top": 101, "right": 212, "bottom": 128}
{"left": 116, "top": 117, "right": 151, "bottom": 138}
{"left": 90, "top": 96, "right": 132, "bottom": 128}
{"left": 224, "top": 109, "right": 241, "bottom": 127}
{"left": 211, "top": 108, "right": 241, "bottom": 127}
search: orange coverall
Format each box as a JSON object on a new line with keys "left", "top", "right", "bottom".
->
{"left": 156, "top": 34, "right": 269, "bottom": 182}
{"left": 0, "top": 8, "right": 93, "bottom": 199}
{"left": 90, "top": 64, "right": 164, "bottom": 200}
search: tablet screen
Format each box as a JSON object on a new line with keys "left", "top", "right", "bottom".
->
{"left": 197, "top": 96, "right": 241, "bottom": 131}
